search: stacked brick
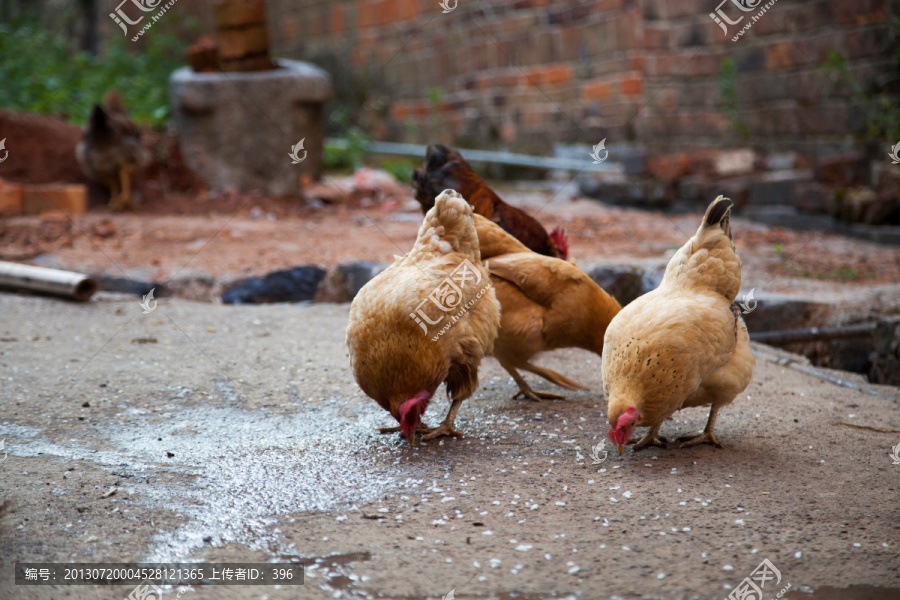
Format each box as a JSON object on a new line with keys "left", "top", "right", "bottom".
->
{"left": 265, "top": 0, "right": 893, "bottom": 156}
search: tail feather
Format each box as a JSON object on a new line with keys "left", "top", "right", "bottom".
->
{"left": 85, "top": 104, "right": 112, "bottom": 140}
{"left": 703, "top": 195, "right": 733, "bottom": 240}
{"left": 418, "top": 189, "right": 480, "bottom": 259}
{"left": 412, "top": 144, "right": 464, "bottom": 213}
{"left": 664, "top": 194, "right": 741, "bottom": 301}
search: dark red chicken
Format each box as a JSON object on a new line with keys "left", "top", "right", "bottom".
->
{"left": 412, "top": 144, "right": 569, "bottom": 260}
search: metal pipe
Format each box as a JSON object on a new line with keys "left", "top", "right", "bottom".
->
{"left": 0, "top": 261, "right": 99, "bottom": 302}
{"left": 749, "top": 323, "right": 876, "bottom": 345}
{"left": 325, "top": 139, "right": 618, "bottom": 173}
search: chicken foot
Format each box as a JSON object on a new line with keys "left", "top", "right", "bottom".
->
{"left": 106, "top": 176, "right": 122, "bottom": 211}
{"left": 521, "top": 362, "right": 588, "bottom": 391}
{"left": 676, "top": 406, "right": 726, "bottom": 449}
{"left": 629, "top": 422, "right": 668, "bottom": 451}
{"left": 376, "top": 424, "right": 433, "bottom": 435}
{"left": 500, "top": 360, "right": 566, "bottom": 401}
{"left": 110, "top": 165, "right": 133, "bottom": 211}
{"left": 422, "top": 397, "right": 465, "bottom": 440}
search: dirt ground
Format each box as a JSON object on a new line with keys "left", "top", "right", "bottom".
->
{"left": 2, "top": 182, "right": 900, "bottom": 296}
{"left": 2, "top": 118, "right": 900, "bottom": 598}
{"left": 0, "top": 291, "right": 899, "bottom": 600}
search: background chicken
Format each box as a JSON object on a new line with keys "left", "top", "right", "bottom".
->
{"left": 76, "top": 89, "right": 148, "bottom": 211}
{"left": 346, "top": 190, "right": 500, "bottom": 443}
{"left": 473, "top": 215, "right": 621, "bottom": 401}
{"left": 602, "top": 196, "right": 755, "bottom": 454}
{"left": 412, "top": 144, "right": 569, "bottom": 259}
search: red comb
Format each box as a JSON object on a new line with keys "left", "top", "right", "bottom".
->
{"left": 549, "top": 226, "right": 569, "bottom": 260}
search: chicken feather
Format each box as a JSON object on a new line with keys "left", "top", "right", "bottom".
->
{"left": 602, "top": 196, "right": 755, "bottom": 453}
{"left": 346, "top": 190, "right": 500, "bottom": 444}
{"left": 472, "top": 215, "right": 621, "bottom": 401}
{"left": 76, "top": 89, "right": 148, "bottom": 211}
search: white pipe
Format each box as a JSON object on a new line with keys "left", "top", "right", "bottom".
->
{"left": 325, "top": 139, "right": 619, "bottom": 173}
{"left": 0, "top": 261, "right": 99, "bottom": 302}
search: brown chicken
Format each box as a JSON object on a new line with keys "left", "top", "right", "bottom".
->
{"left": 603, "top": 196, "right": 755, "bottom": 454}
{"left": 76, "top": 89, "right": 147, "bottom": 211}
{"left": 473, "top": 214, "right": 621, "bottom": 401}
{"left": 412, "top": 144, "right": 569, "bottom": 259}
{"left": 346, "top": 190, "right": 501, "bottom": 443}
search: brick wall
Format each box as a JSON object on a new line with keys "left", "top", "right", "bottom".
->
{"left": 268, "top": 0, "right": 895, "bottom": 157}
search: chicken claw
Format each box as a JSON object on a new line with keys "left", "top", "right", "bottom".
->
{"left": 629, "top": 423, "right": 668, "bottom": 451}
{"left": 676, "top": 408, "right": 726, "bottom": 449}
{"left": 376, "top": 424, "right": 432, "bottom": 435}
{"left": 676, "top": 431, "right": 726, "bottom": 449}
{"left": 421, "top": 423, "right": 464, "bottom": 441}
{"left": 512, "top": 388, "right": 566, "bottom": 402}
{"left": 421, "top": 396, "right": 465, "bottom": 440}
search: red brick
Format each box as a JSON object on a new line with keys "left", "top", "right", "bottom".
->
{"left": 357, "top": 0, "right": 374, "bottom": 28}
{"left": 0, "top": 178, "right": 24, "bottom": 217}
{"left": 619, "top": 75, "right": 643, "bottom": 96}
{"left": 595, "top": 0, "right": 624, "bottom": 12}
{"left": 644, "top": 24, "right": 670, "bottom": 50}
{"left": 22, "top": 184, "right": 87, "bottom": 215}
{"left": 214, "top": 0, "right": 266, "bottom": 29}
{"left": 766, "top": 41, "right": 796, "bottom": 71}
{"left": 582, "top": 80, "right": 612, "bottom": 102}
{"left": 398, "top": 0, "right": 418, "bottom": 21}
{"left": 218, "top": 26, "right": 269, "bottom": 60}
{"left": 543, "top": 65, "right": 573, "bottom": 86}
{"left": 281, "top": 15, "right": 299, "bottom": 41}
{"left": 391, "top": 102, "right": 411, "bottom": 121}
{"left": 647, "top": 154, "right": 690, "bottom": 182}
{"left": 614, "top": 12, "right": 639, "bottom": 50}
{"left": 331, "top": 5, "right": 345, "bottom": 34}
{"left": 835, "top": 0, "right": 886, "bottom": 26}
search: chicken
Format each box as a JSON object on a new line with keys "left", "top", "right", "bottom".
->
{"left": 76, "top": 89, "right": 147, "bottom": 211}
{"left": 602, "top": 196, "right": 755, "bottom": 454}
{"left": 470, "top": 214, "right": 621, "bottom": 400}
{"left": 412, "top": 144, "right": 569, "bottom": 259}
{"left": 346, "top": 189, "right": 501, "bottom": 443}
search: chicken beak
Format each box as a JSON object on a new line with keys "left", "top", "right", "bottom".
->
{"left": 406, "top": 432, "right": 416, "bottom": 445}
{"left": 617, "top": 444, "right": 625, "bottom": 456}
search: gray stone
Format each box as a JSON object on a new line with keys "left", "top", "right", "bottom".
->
{"left": 169, "top": 59, "right": 332, "bottom": 195}
{"left": 588, "top": 265, "right": 663, "bottom": 307}
{"left": 765, "top": 151, "right": 802, "bottom": 171}
{"left": 221, "top": 266, "right": 326, "bottom": 304}
{"left": 747, "top": 170, "right": 814, "bottom": 206}
{"left": 581, "top": 180, "right": 670, "bottom": 209}
{"left": 870, "top": 317, "right": 900, "bottom": 386}
{"left": 315, "top": 262, "right": 387, "bottom": 303}
{"left": 96, "top": 275, "right": 165, "bottom": 297}
{"left": 166, "top": 269, "right": 216, "bottom": 303}
{"left": 791, "top": 181, "right": 828, "bottom": 214}
{"left": 713, "top": 148, "right": 755, "bottom": 177}
{"left": 740, "top": 292, "right": 833, "bottom": 334}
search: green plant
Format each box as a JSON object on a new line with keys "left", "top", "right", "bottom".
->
{"left": 323, "top": 126, "right": 372, "bottom": 170}
{"left": 718, "top": 56, "right": 750, "bottom": 141}
{"left": 380, "top": 159, "right": 416, "bottom": 183}
{"left": 820, "top": 16, "right": 900, "bottom": 143}
{"left": 0, "top": 22, "right": 187, "bottom": 128}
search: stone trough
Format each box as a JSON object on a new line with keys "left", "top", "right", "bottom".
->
{"left": 169, "top": 59, "right": 332, "bottom": 195}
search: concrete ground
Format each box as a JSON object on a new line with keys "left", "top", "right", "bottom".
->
{"left": 1, "top": 293, "right": 898, "bottom": 600}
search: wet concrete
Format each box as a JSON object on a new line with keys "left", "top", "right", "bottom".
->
{"left": 1, "top": 293, "right": 898, "bottom": 600}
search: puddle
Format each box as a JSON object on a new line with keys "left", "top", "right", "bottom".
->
{"left": 1, "top": 400, "right": 431, "bottom": 562}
